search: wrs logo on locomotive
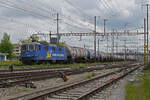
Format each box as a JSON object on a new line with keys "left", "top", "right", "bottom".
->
{"left": 46, "top": 53, "right": 64, "bottom": 58}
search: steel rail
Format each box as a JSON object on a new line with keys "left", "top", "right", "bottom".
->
{"left": 0, "top": 65, "right": 123, "bottom": 88}
{"left": 77, "top": 66, "right": 139, "bottom": 100}
{"left": 13, "top": 67, "right": 129, "bottom": 100}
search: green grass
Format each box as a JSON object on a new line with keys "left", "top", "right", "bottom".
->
{"left": 0, "top": 60, "right": 23, "bottom": 66}
{"left": 144, "top": 62, "right": 150, "bottom": 70}
{"left": 125, "top": 70, "right": 150, "bottom": 100}
{"left": 0, "top": 61, "right": 127, "bottom": 70}
{"left": 86, "top": 72, "right": 96, "bottom": 79}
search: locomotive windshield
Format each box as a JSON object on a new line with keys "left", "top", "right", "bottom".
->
{"left": 21, "top": 45, "right": 27, "bottom": 51}
{"left": 29, "top": 44, "right": 35, "bottom": 51}
{"left": 21, "top": 44, "right": 36, "bottom": 51}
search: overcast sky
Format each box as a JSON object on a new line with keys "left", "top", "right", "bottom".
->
{"left": 0, "top": 0, "right": 148, "bottom": 52}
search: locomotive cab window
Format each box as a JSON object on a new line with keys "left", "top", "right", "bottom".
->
{"left": 29, "top": 44, "right": 35, "bottom": 51}
{"left": 38, "top": 46, "right": 41, "bottom": 50}
{"left": 45, "top": 46, "right": 49, "bottom": 51}
{"left": 58, "top": 48, "right": 62, "bottom": 51}
{"left": 21, "top": 45, "right": 27, "bottom": 51}
{"left": 36, "top": 45, "right": 41, "bottom": 51}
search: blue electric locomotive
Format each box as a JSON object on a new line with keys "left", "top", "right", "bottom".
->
{"left": 20, "top": 42, "right": 106, "bottom": 64}
{"left": 20, "top": 42, "right": 67, "bottom": 64}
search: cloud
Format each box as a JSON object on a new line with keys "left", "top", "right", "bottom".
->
{"left": 0, "top": 0, "right": 146, "bottom": 52}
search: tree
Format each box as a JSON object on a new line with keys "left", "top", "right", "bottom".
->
{"left": 0, "top": 33, "right": 13, "bottom": 58}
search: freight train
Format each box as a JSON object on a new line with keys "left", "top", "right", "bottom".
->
{"left": 20, "top": 42, "right": 125, "bottom": 64}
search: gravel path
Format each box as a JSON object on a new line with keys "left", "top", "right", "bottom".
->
{"left": 107, "top": 80, "right": 126, "bottom": 100}
{"left": 106, "top": 66, "right": 143, "bottom": 100}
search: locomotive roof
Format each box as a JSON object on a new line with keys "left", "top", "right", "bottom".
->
{"left": 22, "top": 42, "right": 40, "bottom": 45}
{"left": 22, "top": 42, "right": 63, "bottom": 47}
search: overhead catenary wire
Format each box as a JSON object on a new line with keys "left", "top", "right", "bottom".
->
{"left": 0, "top": 1, "right": 100, "bottom": 33}
{"left": 102, "top": 0, "right": 116, "bottom": 14}
{"left": 0, "top": 1, "right": 53, "bottom": 20}
{"left": 107, "top": 0, "right": 121, "bottom": 13}
{"left": 0, "top": 0, "right": 143, "bottom": 53}
{"left": 0, "top": 0, "right": 92, "bottom": 33}
{"left": 22, "top": 0, "right": 94, "bottom": 32}
{"left": 95, "top": 0, "right": 112, "bottom": 19}
{"left": 0, "top": 2, "right": 54, "bottom": 32}
{"left": 32, "top": 0, "right": 95, "bottom": 31}
{"left": 97, "top": 0, "right": 116, "bottom": 17}
{"left": 64, "top": 0, "right": 92, "bottom": 19}
{"left": 0, "top": 16, "right": 44, "bottom": 29}
{"left": 19, "top": 0, "right": 61, "bottom": 17}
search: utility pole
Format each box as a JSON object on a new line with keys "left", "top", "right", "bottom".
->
{"left": 143, "top": 4, "right": 149, "bottom": 62}
{"left": 56, "top": 13, "right": 60, "bottom": 44}
{"left": 116, "top": 41, "right": 118, "bottom": 60}
{"left": 136, "top": 30, "right": 139, "bottom": 61}
{"left": 115, "top": 30, "right": 118, "bottom": 60}
{"left": 104, "top": 19, "right": 108, "bottom": 60}
{"left": 49, "top": 31, "right": 52, "bottom": 43}
{"left": 144, "top": 18, "right": 147, "bottom": 68}
{"left": 146, "top": 4, "right": 149, "bottom": 62}
{"left": 112, "top": 29, "right": 115, "bottom": 62}
{"left": 104, "top": 19, "right": 107, "bottom": 35}
{"left": 94, "top": 16, "right": 97, "bottom": 61}
{"left": 98, "top": 39, "right": 100, "bottom": 57}
{"left": 124, "top": 40, "right": 127, "bottom": 61}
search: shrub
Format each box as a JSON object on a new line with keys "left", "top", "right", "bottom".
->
{"left": 86, "top": 74, "right": 92, "bottom": 79}
{"left": 86, "top": 72, "right": 96, "bottom": 79}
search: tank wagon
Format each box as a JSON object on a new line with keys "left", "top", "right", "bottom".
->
{"left": 21, "top": 42, "right": 91, "bottom": 64}
{"left": 20, "top": 42, "right": 125, "bottom": 64}
{"left": 64, "top": 45, "right": 89, "bottom": 63}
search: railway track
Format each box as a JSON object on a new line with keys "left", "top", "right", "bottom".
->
{"left": 3, "top": 63, "right": 141, "bottom": 100}
{"left": 0, "top": 62, "right": 137, "bottom": 75}
{"left": 0, "top": 64, "right": 127, "bottom": 88}
{"left": 47, "top": 67, "right": 138, "bottom": 100}
{"left": 0, "top": 63, "right": 141, "bottom": 88}
{"left": 0, "top": 66, "right": 70, "bottom": 73}
{"left": 0, "top": 62, "right": 135, "bottom": 73}
{"left": 78, "top": 67, "right": 139, "bottom": 100}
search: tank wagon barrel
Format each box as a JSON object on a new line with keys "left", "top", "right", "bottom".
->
{"left": 20, "top": 42, "right": 126, "bottom": 64}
